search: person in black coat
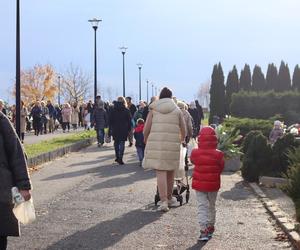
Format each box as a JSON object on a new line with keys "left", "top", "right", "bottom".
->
{"left": 93, "top": 100, "right": 108, "bottom": 147}
{"left": 0, "top": 111, "right": 31, "bottom": 250}
{"left": 30, "top": 101, "right": 43, "bottom": 136}
{"left": 195, "top": 100, "right": 204, "bottom": 121}
{"left": 125, "top": 97, "right": 137, "bottom": 147}
{"left": 188, "top": 101, "right": 201, "bottom": 138}
{"left": 109, "top": 97, "right": 132, "bottom": 165}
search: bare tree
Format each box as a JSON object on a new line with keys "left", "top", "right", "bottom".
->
{"left": 197, "top": 80, "right": 210, "bottom": 108}
{"left": 61, "top": 64, "right": 92, "bottom": 103}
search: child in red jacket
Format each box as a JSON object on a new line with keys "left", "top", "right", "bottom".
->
{"left": 190, "top": 126, "right": 224, "bottom": 242}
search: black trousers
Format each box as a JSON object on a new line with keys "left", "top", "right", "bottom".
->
{"left": 0, "top": 236, "right": 7, "bottom": 250}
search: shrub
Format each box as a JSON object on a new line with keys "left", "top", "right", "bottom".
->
{"left": 223, "top": 117, "right": 273, "bottom": 137}
{"left": 241, "top": 131, "right": 272, "bottom": 182}
{"left": 283, "top": 147, "right": 300, "bottom": 222}
{"left": 231, "top": 91, "right": 300, "bottom": 125}
{"left": 271, "top": 134, "right": 299, "bottom": 175}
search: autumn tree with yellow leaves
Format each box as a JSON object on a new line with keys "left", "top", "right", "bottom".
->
{"left": 20, "top": 64, "right": 58, "bottom": 104}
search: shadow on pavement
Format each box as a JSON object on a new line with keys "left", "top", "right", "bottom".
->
{"left": 186, "top": 241, "right": 208, "bottom": 249}
{"left": 87, "top": 164, "right": 155, "bottom": 191}
{"left": 220, "top": 181, "right": 252, "bottom": 201}
{"left": 46, "top": 208, "right": 162, "bottom": 250}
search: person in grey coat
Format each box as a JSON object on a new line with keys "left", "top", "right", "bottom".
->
{"left": 93, "top": 100, "right": 108, "bottom": 147}
{"left": 0, "top": 111, "right": 31, "bottom": 250}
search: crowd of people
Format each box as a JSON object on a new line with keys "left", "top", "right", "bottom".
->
{"left": 1, "top": 88, "right": 226, "bottom": 247}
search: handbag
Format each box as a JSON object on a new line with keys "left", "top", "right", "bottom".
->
{"left": 175, "top": 145, "right": 187, "bottom": 179}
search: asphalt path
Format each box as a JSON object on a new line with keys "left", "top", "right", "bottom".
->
{"left": 8, "top": 144, "right": 293, "bottom": 250}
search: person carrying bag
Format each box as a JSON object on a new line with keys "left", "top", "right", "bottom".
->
{"left": 0, "top": 111, "right": 32, "bottom": 250}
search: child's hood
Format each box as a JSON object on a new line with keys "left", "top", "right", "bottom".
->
{"left": 197, "top": 126, "right": 218, "bottom": 149}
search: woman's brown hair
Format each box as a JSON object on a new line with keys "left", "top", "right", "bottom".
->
{"left": 159, "top": 87, "right": 172, "bottom": 99}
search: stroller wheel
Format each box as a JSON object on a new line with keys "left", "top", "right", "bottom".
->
{"left": 186, "top": 192, "right": 190, "bottom": 203}
{"left": 179, "top": 195, "right": 183, "bottom": 206}
{"left": 154, "top": 194, "right": 160, "bottom": 206}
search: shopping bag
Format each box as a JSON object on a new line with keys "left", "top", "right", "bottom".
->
{"left": 187, "top": 138, "right": 197, "bottom": 157}
{"left": 13, "top": 199, "right": 36, "bottom": 225}
{"left": 175, "top": 145, "right": 187, "bottom": 179}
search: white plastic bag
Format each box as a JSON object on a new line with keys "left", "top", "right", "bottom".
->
{"left": 187, "top": 139, "right": 197, "bottom": 157}
{"left": 13, "top": 199, "right": 36, "bottom": 225}
{"left": 175, "top": 145, "right": 187, "bottom": 179}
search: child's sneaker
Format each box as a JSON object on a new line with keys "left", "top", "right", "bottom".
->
{"left": 207, "top": 225, "right": 215, "bottom": 238}
{"left": 198, "top": 230, "right": 209, "bottom": 242}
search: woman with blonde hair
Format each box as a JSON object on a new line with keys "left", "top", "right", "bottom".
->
{"left": 143, "top": 87, "right": 186, "bottom": 212}
{"left": 109, "top": 97, "right": 132, "bottom": 165}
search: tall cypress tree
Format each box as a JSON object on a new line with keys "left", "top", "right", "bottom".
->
{"left": 252, "top": 65, "right": 266, "bottom": 91}
{"left": 292, "top": 64, "right": 300, "bottom": 90}
{"left": 225, "top": 65, "right": 239, "bottom": 114}
{"left": 266, "top": 63, "right": 278, "bottom": 91}
{"left": 240, "top": 64, "right": 251, "bottom": 91}
{"left": 209, "top": 63, "right": 226, "bottom": 124}
{"left": 277, "top": 61, "right": 291, "bottom": 91}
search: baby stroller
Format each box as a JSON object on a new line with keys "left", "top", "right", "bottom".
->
{"left": 154, "top": 152, "right": 190, "bottom": 206}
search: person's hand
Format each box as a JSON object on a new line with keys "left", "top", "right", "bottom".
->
{"left": 19, "top": 190, "right": 31, "bottom": 201}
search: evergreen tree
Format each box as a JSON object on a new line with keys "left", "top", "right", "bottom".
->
{"left": 225, "top": 65, "right": 239, "bottom": 114}
{"left": 277, "top": 61, "right": 291, "bottom": 92}
{"left": 209, "top": 63, "right": 226, "bottom": 124}
{"left": 292, "top": 64, "right": 300, "bottom": 91}
{"left": 252, "top": 65, "right": 266, "bottom": 91}
{"left": 240, "top": 64, "right": 251, "bottom": 91}
{"left": 266, "top": 63, "right": 278, "bottom": 91}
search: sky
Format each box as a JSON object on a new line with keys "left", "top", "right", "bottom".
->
{"left": 1, "top": 0, "right": 300, "bottom": 104}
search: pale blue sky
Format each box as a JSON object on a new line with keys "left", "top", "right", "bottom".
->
{"left": 1, "top": 0, "right": 300, "bottom": 103}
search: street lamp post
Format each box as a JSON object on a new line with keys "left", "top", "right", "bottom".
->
{"left": 16, "top": 0, "right": 21, "bottom": 138}
{"left": 119, "top": 46, "right": 128, "bottom": 97}
{"left": 57, "top": 75, "right": 61, "bottom": 106}
{"left": 151, "top": 83, "right": 154, "bottom": 97}
{"left": 155, "top": 86, "right": 158, "bottom": 96}
{"left": 88, "top": 18, "right": 102, "bottom": 103}
{"left": 146, "top": 80, "right": 149, "bottom": 103}
{"left": 137, "top": 63, "right": 142, "bottom": 101}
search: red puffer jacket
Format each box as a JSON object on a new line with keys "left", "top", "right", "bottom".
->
{"left": 191, "top": 126, "right": 224, "bottom": 192}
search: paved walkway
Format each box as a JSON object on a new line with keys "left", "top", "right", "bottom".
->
{"left": 24, "top": 128, "right": 85, "bottom": 145}
{"left": 9, "top": 144, "right": 292, "bottom": 250}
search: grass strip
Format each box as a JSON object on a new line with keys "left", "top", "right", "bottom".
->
{"left": 24, "top": 130, "right": 96, "bottom": 158}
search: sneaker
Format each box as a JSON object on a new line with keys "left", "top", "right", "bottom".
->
{"left": 118, "top": 159, "right": 125, "bottom": 165}
{"left": 158, "top": 201, "right": 169, "bottom": 212}
{"left": 198, "top": 230, "right": 209, "bottom": 242}
{"left": 168, "top": 197, "right": 178, "bottom": 207}
{"left": 207, "top": 225, "right": 215, "bottom": 238}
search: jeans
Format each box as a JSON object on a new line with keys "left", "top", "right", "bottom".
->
{"left": 96, "top": 129, "right": 105, "bottom": 144}
{"left": 196, "top": 191, "right": 218, "bottom": 230}
{"left": 114, "top": 141, "right": 125, "bottom": 160}
{"left": 136, "top": 146, "right": 144, "bottom": 161}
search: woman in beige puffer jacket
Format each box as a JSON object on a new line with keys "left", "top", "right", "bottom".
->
{"left": 143, "top": 87, "right": 186, "bottom": 212}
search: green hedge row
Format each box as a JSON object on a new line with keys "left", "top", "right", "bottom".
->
{"left": 230, "top": 91, "right": 300, "bottom": 125}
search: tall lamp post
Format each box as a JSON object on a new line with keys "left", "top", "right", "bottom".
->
{"left": 119, "top": 46, "right": 128, "bottom": 97}
{"left": 151, "top": 83, "right": 154, "bottom": 97}
{"left": 88, "top": 18, "right": 102, "bottom": 103}
{"left": 57, "top": 75, "right": 61, "bottom": 106}
{"left": 16, "top": 0, "right": 21, "bottom": 138}
{"left": 137, "top": 63, "right": 142, "bottom": 101}
{"left": 146, "top": 80, "right": 149, "bottom": 103}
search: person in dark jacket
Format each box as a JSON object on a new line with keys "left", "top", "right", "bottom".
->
{"left": 126, "top": 97, "right": 137, "bottom": 147}
{"left": 191, "top": 126, "right": 224, "bottom": 242}
{"left": 188, "top": 101, "right": 200, "bottom": 138}
{"left": 133, "top": 118, "right": 145, "bottom": 166}
{"left": 93, "top": 100, "right": 108, "bottom": 147}
{"left": 30, "top": 101, "right": 42, "bottom": 136}
{"left": 0, "top": 111, "right": 32, "bottom": 250}
{"left": 110, "top": 97, "right": 132, "bottom": 165}
{"left": 195, "top": 100, "right": 204, "bottom": 121}
{"left": 0, "top": 99, "right": 7, "bottom": 115}
{"left": 47, "top": 100, "right": 56, "bottom": 133}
